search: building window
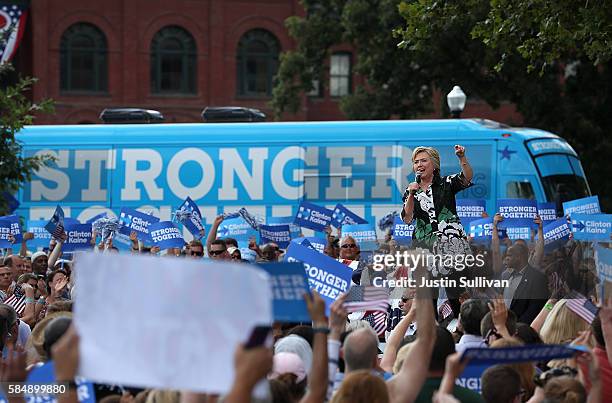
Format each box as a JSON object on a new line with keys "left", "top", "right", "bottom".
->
{"left": 60, "top": 23, "right": 108, "bottom": 93}
{"left": 236, "top": 29, "right": 280, "bottom": 97}
{"left": 330, "top": 53, "right": 351, "bottom": 97}
{"left": 150, "top": 26, "right": 197, "bottom": 94}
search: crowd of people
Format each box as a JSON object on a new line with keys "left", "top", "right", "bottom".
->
{"left": 0, "top": 144, "right": 609, "bottom": 403}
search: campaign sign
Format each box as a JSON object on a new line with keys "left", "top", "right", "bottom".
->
{"left": 456, "top": 199, "right": 486, "bottom": 227}
{"left": 595, "top": 244, "right": 612, "bottom": 282}
{"left": 177, "top": 197, "right": 205, "bottom": 239}
{"left": 27, "top": 220, "right": 53, "bottom": 249}
{"left": 461, "top": 344, "right": 588, "bottom": 365}
{"left": 342, "top": 224, "right": 378, "bottom": 251}
{"left": 240, "top": 248, "right": 258, "bottom": 262}
{"left": 149, "top": 221, "right": 185, "bottom": 249}
{"left": 506, "top": 226, "right": 531, "bottom": 240}
{"left": 0, "top": 219, "right": 14, "bottom": 248}
{"left": 392, "top": 216, "right": 414, "bottom": 244}
{"left": 258, "top": 262, "right": 311, "bottom": 323}
{"left": 496, "top": 199, "right": 538, "bottom": 228}
{"left": 563, "top": 195, "right": 601, "bottom": 216}
{"left": 118, "top": 208, "right": 160, "bottom": 239}
{"left": 538, "top": 202, "right": 557, "bottom": 223}
{"left": 291, "top": 237, "right": 326, "bottom": 254}
{"left": 284, "top": 242, "right": 352, "bottom": 312}
{"left": 45, "top": 205, "right": 65, "bottom": 238}
{"left": 217, "top": 216, "right": 258, "bottom": 241}
{"left": 571, "top": 214, "right": 612, "bottom": 241}
{"left": 63, "top": 224, "right": 93, "bottom": 252}
{"left": 542, "top": 219, "right": 572, "bottom": 252}
{"left": 259, "top": 224, "right": 291, "bottom": 249}
{"left": 267, "top": 216, "right": 301, "bottom": 238}
{"left": 26, "top": 360, "right": 95, "bottom": 403}
{"left": 456, "top": 364, "right": 489, "bottom": 393}
{"left": 293, "top": 201, "right": 333, "bottom": 232}
{"left": 468, "top": 218, "right": 507, "bottom": 243}
{"left": 111, "top": 231, "right": 134, "bottom": 253}
{"left": 0, "top": 214, "right": 22, "bottom": 245}
{"left": 85, "top": 212, "right": 107, "bottom": 224}
{"left": 331, "top": 203, "right": 367, "bottom": 228}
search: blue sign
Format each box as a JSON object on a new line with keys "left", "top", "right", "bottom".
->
{"left": 542, "top": 218, "right": 572, "bottom": 252}
{"left": 497, "top": 199, "right": 538, "bottom": 228}
{"left": 0, "top": 215, "right": 21, "bottom": 248}
{"left": 461, "top": 344, "right": 588, "bottom": 365}
{"left": 456, "top": 364, "right": 489, "bottom": 393}
{"left": 571, "top": 214, "right": 612, "bottom": 241}
{"left": 85, "top": 212, "right": 107, "bottom": 224}
{"left": 392, "top": 216, "right": 414, "bottom": 244}
{"left": 2, "top": 192, "right": 19, "bottom": 214}
{"left": 468, "top": 218, "right": 506, "bottom": 242}
{"left": 595, "top": 244, "right": 612, "bottom": 282}
{"left": 26, "top": 360, "right": 95, "bottom": 403}
{"left": 563, "top": 195, "right": 601, "bottom": 216}
{"left": 111, "top": 231, "right": 135, "bottom": 253}
{"left": 456, "top": 199, "right": 486, "bottom": 227}
{"left": 218, "top": 216, "right": 258, "bottom": 241}
{"left": 342, "top": 223, "right": 378, "bottom": 251}
{"left": 526, "top": 138, "right": 577, "bottom": 156}
{"left": 45, "top": 205, "right": 65, "bottom": 238}
{"left": 293, "top": 201, "right": 333, "bottom": 232}
{"left": 331, "top": 203, "right": 367, "bottom": 228}
{"left": 27, "top": 220, "right": 53, "bottom": 249}
{"left": 259, "top": 224, "right": 291, "bottom": 248}
{"left": 176, "top": 197, "right": 205, "bottom": 239}
{"left": 506, "top": 226, "right": 531, "bottom": 240}
{"left": 538, "top": 202, "right": 557, "bottom": 223}
{"left": 284, "top": 242, "right": 352, "bottom": 312}
{"left": 118, "top": 208, "right": 160, "bottom": 240}
{"left": 292, "top": 237, "right": 326, "bottom": 254}
{"left": 63, "top": 224, "right": 93, "bottom": 251}
{"left": 258, "top": 262, "right": 311, "bottom": 323}
{"left": 267, "top": 216, "right": 301, "bottom": 238}
{"left": 148, "top": 221, "right": 185, "bottom": 249}
{"left": 240, "top": 247, "right": 257, "bottom": 262}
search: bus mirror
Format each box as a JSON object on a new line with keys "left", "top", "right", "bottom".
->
{"left": 201, "top": 107, "right": 266, "bottom": 123}
{"left": 99, "top": 108, "right": 165, "bottom": 124}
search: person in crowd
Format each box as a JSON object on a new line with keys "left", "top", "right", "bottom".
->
{"left": 455, "top": 299, "right": 488, "bottom": 354}
{"left": 22, "top": 257, "right": 32, "bottom": 274}
{"left": 413, "top": 326, "right": 483, "bottom": 403}
{"left": 3, "top": 255, "right": 26, "bottom": 283}
{"left": 490, "top": 337, "right": 536, "bottom": 400}
{"left": 514, "top": 323, "right": 544, "bottom": 345}
{"left": 227, "top": 246, "right": 242, "bottom": 261}
{"left": 576, "top": 316, "right": 611, "bottom": 401}
{"left": 331, "top": 370, "right": 390, "bottom": 403}
{"left": 481, "top": 365, "right": 524, "bottom": 403}
{"left": 335, "top": 236, "right": 368, "bottom": 285}
{"left": 0, "top": 304, "right": 29, "bottom": 356}
{"left": 480, "top": 299, "right": 517, "bottom": 345}
{"left": 208, "top": 239, "right": 230, "bottom": 260}
{"left": 0, "top": 265, "right": 12, "bottom": 302}
{"left": 186, "top": 240, "right": 204, "bottom": 259}
{"left": 540, "top": 376, "right": 588, "bottom": 403}
{"left": 260, "top": 243, "right": 282, "bottom": 262}
{"left": 540, "top": 299, "right": 589, "bottom": 351}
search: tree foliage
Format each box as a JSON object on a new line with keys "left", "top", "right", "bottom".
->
{"left": 272, "top": 0, "right": 611, "bottom": 210}
{"left": 0, "top": 63, "right": 55, "bottom": 215}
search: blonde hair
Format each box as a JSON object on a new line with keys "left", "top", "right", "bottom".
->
{"left": 490, "top": 337, "right": 536, "bottom": 400}
{"left": 331, "top": 370, "right": 390, "bottom": 403}
{"left": 412, "top": 146, "right": 441, "bottom": 171}
{"left": 540, "top": 299, "right": 589, "bottom": 345}
{"left": 543, "top": 376, "right": 586, "bottom": 403}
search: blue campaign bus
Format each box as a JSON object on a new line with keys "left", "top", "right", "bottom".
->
{"left": 15, "top": 118, "right": 590, "bottom": 236}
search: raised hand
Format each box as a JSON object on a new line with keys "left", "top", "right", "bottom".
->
{"left": 454, "top": 144, "right": 466, "bottom": 158}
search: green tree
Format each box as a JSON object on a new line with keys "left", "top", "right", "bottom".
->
{"left": 0, "top": 61, "right": 54, "bottom": 215}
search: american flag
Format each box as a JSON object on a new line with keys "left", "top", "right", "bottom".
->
{"left": 0, "top": 2, "right": 29, "bottom": 64}
{"left": 566, "top": 292, "right": 599, "bottom": 324}
{"left": 363, "top": 310, "right": 388, "bottom": 337}
{"left": 344, "top": 286, "right": 390, "bottom": 313}
{"left": 439, "top": 300, "right": 454, "bottom": 320}
{"left": 4, "top": 286, "right": 26, "bottom": 316}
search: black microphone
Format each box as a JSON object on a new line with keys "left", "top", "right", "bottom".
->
{"left": 415, "top": 173, "right": 421, "bottom": 184}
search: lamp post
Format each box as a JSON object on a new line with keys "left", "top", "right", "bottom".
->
{"left": 447, "top": 85, "right": 466, "bottom": 118}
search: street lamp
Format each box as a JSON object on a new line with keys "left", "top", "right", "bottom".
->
{"left": 447, "top": 85, "right": 467, "bottom": 118}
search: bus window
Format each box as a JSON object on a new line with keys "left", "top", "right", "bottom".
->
{"left": 506, "top": 181, "right": 535, "bottom": 200}
{"left": 535, "top": 155, "right": 573, "bottom": 177}
{"left": 535, "top": 154, "right": 590, "bottom": 207}
{"left": 568, "top": 155, "right": 587, "bottom": 178}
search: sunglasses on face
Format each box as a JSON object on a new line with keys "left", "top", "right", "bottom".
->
{"left": 208, "top": 249, "right": 225, "bottom": 256}
{"left": 341, "top": 244, "right": 357, "bottom": 249}
{"left": 484, "top": 328, "right": 502, "bottom": 345}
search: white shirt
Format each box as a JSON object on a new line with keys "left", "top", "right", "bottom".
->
{"left": 455, "top": 334, "right": 486, "bottom": 354}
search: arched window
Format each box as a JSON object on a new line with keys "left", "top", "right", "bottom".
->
{"left": 60, "top": 23, "right": 108, "bottom": 92}
{"left": 236, "top": 29, "right": 280, "bottom": 97}
{"left": 150, "top": 26, "right": 197, "bottom": 94}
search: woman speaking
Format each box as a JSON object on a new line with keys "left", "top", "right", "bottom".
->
{"left": 401, "top": 145, "right": 474, "bottom": 277}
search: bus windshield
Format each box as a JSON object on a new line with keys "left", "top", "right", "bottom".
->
{"left": 535, "top": 153, "right": 590, "bottom": 207}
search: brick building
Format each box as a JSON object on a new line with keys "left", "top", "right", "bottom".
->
{"left": 12, "top": 0, "right": 521, "bottom": 124}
